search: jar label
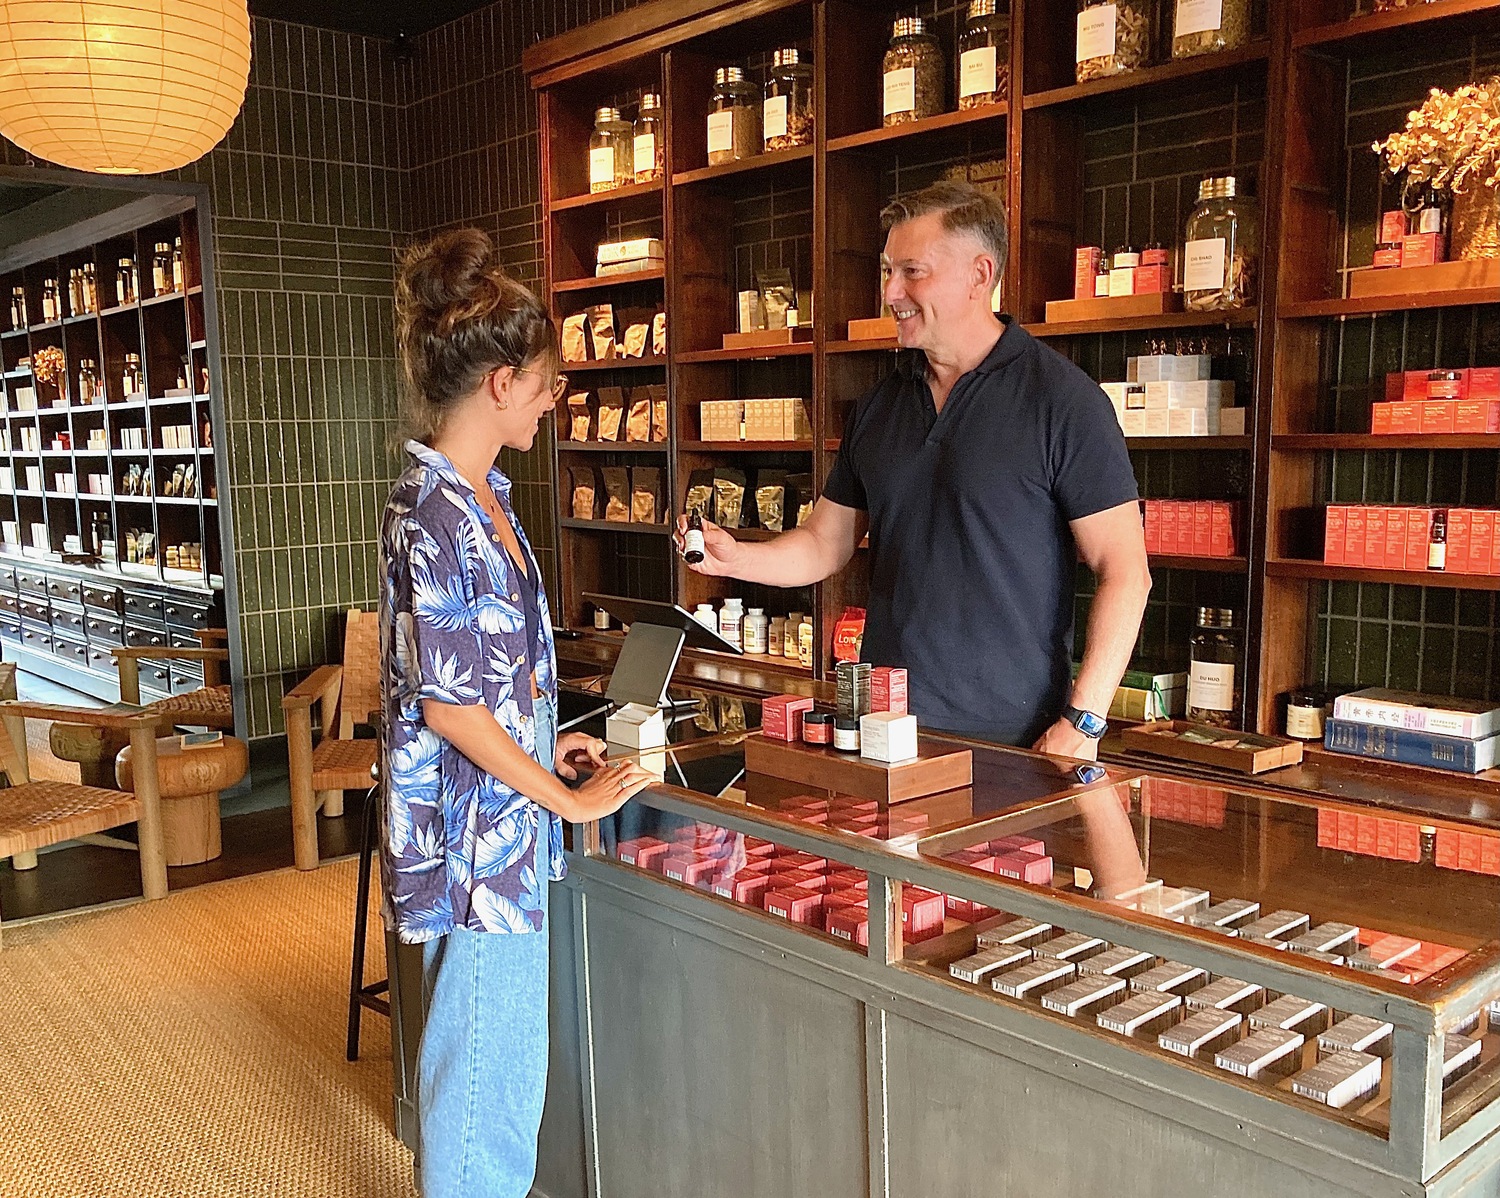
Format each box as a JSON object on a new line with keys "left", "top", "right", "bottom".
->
{"left": 588, "top": 146, "right": 615, "bottom": 188}
{"left": 1188, "top": 662, "right": 1235, "bottom": 712}
{"left": 1175, "top": 0, "right": 1223, "bottom": 37}
{"left": 883, "top": 67, "right": 916, "bottom": 117}
{"left": 1184, "top": 237, "right": 1227, "bottom": 292}
{"left": 960, "top": 47, "right": 997, "bottom": 99}
{"left": 1286, "top": 705, "right": 1324, "bottom": 740}
{"left": 633, "top": 132, "right": 656, "bottom": 176}
{"left": 1076, "top": 6, "right": 1118, "bottom": 62}
{"left": 707, "top": 110, "right": 734, "bottom": 155}
{"left": 1418, "top": 206, "right": 1443, "bottom": 235}
{"left": 764, "top": 93, "right": 788, "bottom": 140}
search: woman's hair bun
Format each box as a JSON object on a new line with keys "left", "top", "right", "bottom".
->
{"left": 398, "top": 227, "right": 506, "bottom": 336}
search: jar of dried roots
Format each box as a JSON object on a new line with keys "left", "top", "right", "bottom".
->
{"left": 883, "top": 17, "right": 944, "bottom": 127}
{"left": 1172, "top": 0, "right": 1251, "bottom": 60}
{"left": 1183, "top": 175, "right": 1258, "bottom": 311}
{"left": 958, "top": 1, "right": 1011, "bottom": 110}
{"left": 764, "top": 48, "right": 814, "bottom": 150}
{"left": 1076, "top": 0, "right": 1153, "bottom": 83}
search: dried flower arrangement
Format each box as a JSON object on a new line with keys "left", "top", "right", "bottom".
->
{"left": 31, "top": 345, "right": 65, "bottom": 385}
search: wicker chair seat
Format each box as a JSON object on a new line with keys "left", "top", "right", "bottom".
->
{"left": 311, "top": 738, "right": 378, "bottom": 791}
{"left": 145, "top": 685, "right": 234, "bottom": 731}
{"left": 0, "top": 781, "right": 141, "bottom": 857}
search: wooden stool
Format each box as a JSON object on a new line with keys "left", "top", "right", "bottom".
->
{"left": 116, "top": 735, "right": 248, "bottom": 867}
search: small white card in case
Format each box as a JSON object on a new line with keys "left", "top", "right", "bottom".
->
{"left": 883, "top": 67, "right": 916, "bottom": 117}
{"left": 1076, "top": 5, "right": 1118, "bottom": 62}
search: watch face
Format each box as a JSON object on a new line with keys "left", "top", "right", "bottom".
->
{"left": 1071, "top": 708, "right": 1108, "bottom": 737}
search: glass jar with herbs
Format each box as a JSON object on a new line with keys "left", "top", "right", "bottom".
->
{"left": 77, "top": 358, "right": 99, "bottom": 405}
{"left": 709, "top": 66, "right": 761, "bottom": 165}
{"left": 959, "top": 1, "right": 1010, "bottom": 110}
{"left": 122, "top": 353, "right": 143, "bottom": 398}
{"left": 1183, "top": 175, "right": 1258, "bottom": 311}
{"left": 1172, "top": 0, "right": 1251, "bottom": 59}
{"left": 764, "top": 48, "right": 814, "bottom": 151}
{"left": 588, "top": 106, "right": 634, "bottom": 193}
{"left": 883, "top": 17, "right": 944, "bottom": 127}
{"left": 632, "top": 94, "right": 664, "bottom": 184}
{"left": 1187, "top": 607, "right": 1242, "bottom": 728}
{"left": 116, "top": 256, "right": 138, "bottom": 306}
{"left": 1076, "top": 0, "right": 1153, "bottom": 83}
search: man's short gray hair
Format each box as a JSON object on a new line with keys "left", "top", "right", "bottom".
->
{"left": 880, "top": 180, "right": 1008, "bottom": 277}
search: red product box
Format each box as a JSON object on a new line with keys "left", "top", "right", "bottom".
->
{"left": 1421, "top": 399, "right": 1458, "bottom": 433}
{"left": 950, "top": 848, "right": 999, "bottom": 872}
{"left": 1134, "top": 264, "right": 1170, "bottom": 294}
{"left": 827, "top": 871, "right": 868, "bottom": 892}
{"left": 1364, "top": 506, "right": 1387, "bottom": 568}
{"left": 618, "top": 837, "right": 667, "bottom": 869}
{"left": 776, "top": 852, "right": 828, "bottom": 873}
{"left": 993, "top": 851, "right": 1054, "bottom": 885}
{"left": 1402, "top": 231, "right": 1444, "bottom": 268}
{"left": 1458, "top": 832, "right": 1484, "bottom": 873}
{"left": 1356, "top": 815, "right": 1379, "bottom": 857}
{"left": 782, "top": 797, "right": 829, "bottom": 815}
{"left": 870, "top": 666, "right": 909, "bottom": 714}
{"left": 1372, "top": 244, "right": 1404, "bottom": 269}
{"left": 1493, "top": 518, "right": 1500, "bottom": 576}
{"left": 1396, "top": 821, "right": 1422, "bottom": 863}
{"left": 684, "top": 859, "right": 724, "bottom": 890}
{"left": 1470, "top": 366, "right": 1500, "bottom": 400}
{"left": 765, "top": 887, "right": 825, "bottom": 926}
{"left": 1177, "top": 501, "right": 1197, "bottom": 555}
{"left": 1375, "top": 818, "right": 1397, "bottom": 861}
{"left": 1370, "top": 403, "right": 1393, "bottom": 434}
{"left": 1471, "top": 510, "right": 1495, "bottom": 575}
{"left": 989, "top": 835, "right": 1045, "bottom": 856}
{"left": 763, "top": 694, "right": 815, "bottom": 742}
{"left": 1314, "top": 809, "right": 1334, "bottom": 849}
{"left": 1344, "top": 506, "right": 1367, "bottom": 567}
{"left": 1384, "top": 372, "right": 1404, "bottom": 403}
{"left": 1436, "top": 830, "right": 1460, "bottom": 870}
{"left": 1380, "top": 210, "right": 1408, "bottom": 243}
{"left": 1192, "top": 501, "right": 1212, "bottom": 558}
{"left": 1143, "top": 501, "right": 1161, "bottom": 553}
{"left": 1324, "top": 505, "right": 1345, "bottom": 564}
{"left": 662, "top": 853, "right": 703, "bottom": 884}
{"left": 1403, "top": 371, "right": 1430, "bottom": 402}
{"left": 732, "top": 872, "right": 775, "bottom": 906}
{"left": 1074, "top": 246, "right": 1104, "bottom": 299}
{"left": 1455, "top": 399, "right": 1500, "bottom": 433}
{"left": 822, "top": 892, "right": 866, "bottom": 929}
{"left": 1337, "top": 810, "right": 1359, "bottom": 853}
{"left": 1389, "top": 400, "right": 1424, "bottom": 433}
{"left": 772, "top": 868, "right": 829, "bottom": 893}
{"left": 1407, "top": 508, "right": 1436, "bottom": 571}
{"left": 829, "top": 798, "right": 880, "bottom": 814}
{"left": 944, "top": 893, "right": 976, "bottom": 920}
{"left": 1160, "top": 502, "right": 1179, "bottom": 558}
{"left": 1448, "top": 508, "right": 1471, "bottom": 573}
{"left": 1384, "top": 507, "right": 1408, "bottom": 568}
{"left": 826, "top": 905, "right": 870, "bottom": 946}
{"left": 901, "top": 888, "right": 946, "bottom": 940}
{"left": 1480, "top": 835, "right": 1500, "bottom": 876}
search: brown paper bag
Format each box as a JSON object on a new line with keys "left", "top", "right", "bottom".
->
{"left": 631, "top": 466, "right": 663, "bottom": 523}
{"left": 587, "top": 304, "right": 617, "bottom": 361}
{"left": 601, "top": 467, "right": 630, "bottom": 522}
{"left": 650, "top": 384, "right": 668, "bottom": 442}
{"left": 596, "top": 386, "right": 625, "bottom": 441}
{"left": 625, "top": 387, "right": 652, "bottom": 442}
{"left": 561, "top": 313, "right": 589, "bottom": 363}
{"left": 570, "top": 466, "right": 599, "bottom": 520}
{"left": 566, "top": 392, "right": 593, "bottom": 441}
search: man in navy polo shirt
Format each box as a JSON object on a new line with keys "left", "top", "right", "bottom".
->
{"left": 676, "top": 181, "right": 1150, "bottom": 758}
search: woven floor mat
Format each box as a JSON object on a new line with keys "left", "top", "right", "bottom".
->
{"left": 0, "top": 859, "right": 417, "bottom": 1198}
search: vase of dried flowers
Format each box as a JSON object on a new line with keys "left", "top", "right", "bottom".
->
{"left": 31, "top": 344, "right": 66, "bottom": 403}
{"left": 1375, "top": 77, "right": 1500, "bottom": 260}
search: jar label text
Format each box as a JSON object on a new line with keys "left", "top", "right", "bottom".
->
{"left": 707, "top": 110, "right": 734, "bottom": 155}
{"left": 1188, "top": 662, "right": 1235, "bottom": 712}
{"left": 633, "top": 133, "right": 656, "bottom": 176}
{"left": 883, "top": 67, "right": 916, "bottom": 117}
{"left": 1184, "top": 237, "right": 1227, "bottom": 292}
{"left": 764, "top": 94, "right": 788, "bottom": 140}
{"left": 1175, "top": 0, "right": 1223, "bottom": 37}
{"left": 960, "top": 47, "right": 997, "bottom": 99}
{"left": 588, "top": 146, "right": 615, "bottom": 188}
{"left": 1076, "top": 6, "right": 1118, "bottom": 62}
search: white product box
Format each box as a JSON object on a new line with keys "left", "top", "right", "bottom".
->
{"left": 597, "top": 238, "right": 665, "bottom": 266}
{"left": 1108, "top": 267, "right": 1136, "bottom": 297}
{"left": 1128, "top": 354, "right": 1213, "bottom": 383}
{"left": 860, "top": 711, "right": 918, "bottom": 762}
{"left": 606, "top": 703, "right": 667, "bottom": 750}
{"left": 1122, "top": 409, "right": 1148, "bottom": 437}
{"left": 25, "top": 466, "right": 41, "bottom": 491}
{"left": 1, "top": 520, "right": 16, "bottom": 545}
{"left": 1143, "top": 380, "right": 1234, "bottom": 410}
{"left": 737, "top": 290, "right": 765, "bottom": 333}
{"left": 1142, "top": 408, "right": 1217, "bottom": 436}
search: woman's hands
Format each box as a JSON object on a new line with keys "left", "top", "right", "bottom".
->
{"left": 570, "top": 756, "right": 656, "bottom": 819}
{"left": 555, "top": 732, "right": 607, "bottom": 780}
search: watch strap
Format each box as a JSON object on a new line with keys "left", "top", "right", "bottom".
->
{"left": 1063, "top": 704, "right": 1107, "bottom": 738}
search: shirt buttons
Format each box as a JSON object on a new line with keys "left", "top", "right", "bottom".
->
{"left": 491, "top": 534, "right": 501, "bottom": 543}
{"left": 511, "top": 593, "right": 519, "bottom": 601}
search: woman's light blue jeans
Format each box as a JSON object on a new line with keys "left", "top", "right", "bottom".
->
{"left": 417, "top": 704, "right": 557, "bottom": 1198}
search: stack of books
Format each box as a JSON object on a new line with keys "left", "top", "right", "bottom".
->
{"left": 1323, "top": 689, "right": 1500, "bottom": 775}
{"left": 1079, "top": 666, "right": 1186, "bottom": 722}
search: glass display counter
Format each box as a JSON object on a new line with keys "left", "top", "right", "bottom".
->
{"left": 582, "top": 727, "right": 1500, "bottom": 1187}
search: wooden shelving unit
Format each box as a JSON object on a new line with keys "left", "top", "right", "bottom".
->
{"left": 529, "top": 0, "right": 1500, "bottom": 726}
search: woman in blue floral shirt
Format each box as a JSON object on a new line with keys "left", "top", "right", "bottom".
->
{"left": 382, "top": 228, "right": 654, "bottom": 1198}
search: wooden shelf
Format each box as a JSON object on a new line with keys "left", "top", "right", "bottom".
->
{"left": 548, "top": 179, "right": 663, "bottom": 213}
{"left": 678, "top": 441, "right": 813, "bottom": 453}
{"left": 676, "top": 344, "right": 814, "bottom": 363}
{"left": 556, "top": 441, "right": 668, "bottom": 453}
{"left": 1027, "top": 307, "right": 1258, "bottom": 338}
{"left": 826, "top": 103, "right": 1008, "bottom": 154}
{"left": 1293, "top": 0, "right": 1500, "bottom": 53}
{"left": 560, "top": 518, "right": 671, "bottom": 536}
{"left": 1148, "top": 554, "right": 1248, "bottom": 574}
{"left": 827, "top": 337, "right": 900, "bottom": 354}
{"left": 1266, "top": 558, "right": 1500, "bottom": 591}
{"left": 671, "top": 144, "right": 813, "bottom": 187}
{"left": 562, "top": 355, "right": 666, "bottom": 373}
{"left": 1024, "top": 43, "right": 1270, "bottom": 111}
{"left": 1126, "top": 436, "right": 1252, "bottom": 451}
{"left": 552, "top": 267, "right": 664, "bottom": 293}
{"left": 140, "top": 290, "right": 186, "bottom": 308}
{"left": 1281, "top": 291, "right": 1500, "bottom": 320}
{"left": 1274, "top": 434, "right": 1500, "bottom": 451}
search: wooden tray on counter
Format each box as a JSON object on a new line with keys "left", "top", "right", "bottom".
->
{"left": 744, "top": 732, "right": 973, "bottom": 804}
{"left": 1118, "top": 720, "right": 1304, "bottom": 774}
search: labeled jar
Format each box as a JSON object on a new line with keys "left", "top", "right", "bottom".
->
{"left": 10, "top": 285, "right": 26, "bottom": 328}
{"left": 41, "top": 277, "right": 58, "bottom": 322}
{"left": 77, "top": 358, "right": 98, "bottom": 404}
{"left": 709, "top": 66, "right": 761, "bottom": 165}
{"left": 785, "top": 611, "right": 804, "bottom": 657}
{"left": 172, "top": 237, "right": 185, "bottom": 290}
{"left": 82, "top": 262, "right": 98, "bottom": 312}
{"left": 694, "top": 602, "right": 716, "bottom": 631}
{"left": 798, "top": 617, "right": 814, "bottom": 668}
{"left": 1172, "top": 0, "right": 1251, "bottom": 60}
{"left": 152, "top": 242, "right": 172, "bottom": 294}
{"left": 1183, "top": 175, "right": 1258, "bottom": 311}
{"left": 1285, "top": 689, "right": 1325, "bottom": 741}
{"left": 744, "top": 606, "right": 769, "bottom": 654}
{"left": 1187, "top": 606, "right": 1242, "bottom": 728}
{"left": 833, "top": 716, "right": 861, "bottom": 753}
{"left": 1112, "top": 245, "right": 1141, "bottom": 269}
{"left": 883, "top": 17, "right": 944, "bottom": 127}
{"left": 764, "top": 48, "right": 814, "bottom": 150}
{"left": 588, "top": 106, "right": 634, "bottom": 193}
{"left": 593, "top": 603, "right": 611, "bottom": 631}
{"left": 122, "top": 353, "right": 143, "bottom": 397}
{"left": 959, "top": 0, "right": 1011, "bottom": 111}
{"left": 803, "top": 711, "right": 834, "bottom": 746}
{"left": 68, "top": 269, "right": 82, "bottom": 317}
{"left": 719, "top": 596, "right": 744, "bottom": 649}
{"left": 1076, "top": 0, "right": 1153, "bottom": 83}
{"left": 116, "top": 257, "right": 138, "bottom": 306}
{"left": 1405, "top": 182, "right": 1448, "bottom": 238}
{"left": 633, "top": 93, "right": 664, "bottom": 185}
{"left": 768, "top": 615, "right": 786, "bottom": 656}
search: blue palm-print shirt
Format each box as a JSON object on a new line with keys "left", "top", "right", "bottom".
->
{"left": 379, "top": 440, "right": 563, "bottom": 943}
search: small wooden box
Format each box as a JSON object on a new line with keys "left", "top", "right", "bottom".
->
{"left": 1118, "top": 721, "right": 1303, "bottom": 774}
{"left": 745, "top": 731, "right": 973, "bottom": 803}
{"left": 847, "top": 315, "right": 898, "bottom": 340}
{"left": 722, "top": 327, "right": 814, "bottom": 350}
{"left": 1044, "top": 292, "right": 1184, "bottom": 325}
{"left": 1348, "top": 257, "right": 1500, "bottom": 300}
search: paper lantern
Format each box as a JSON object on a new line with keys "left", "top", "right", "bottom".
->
{"left": 0, "top": 1, "right": 252, "bottom": 175}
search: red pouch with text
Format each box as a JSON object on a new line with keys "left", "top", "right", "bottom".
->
{"left": 832, "top": 607, "right": 866, "bottom": 663}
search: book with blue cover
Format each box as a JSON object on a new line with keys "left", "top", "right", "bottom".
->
{"left": 1323, "top": 718, "right": 1500, "bottom": 774}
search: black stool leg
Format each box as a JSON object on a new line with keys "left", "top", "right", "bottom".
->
{"left": 347, "top": 787, "right": 377, "bottom": 1061}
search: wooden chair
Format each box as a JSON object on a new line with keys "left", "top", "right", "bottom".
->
{"left": 282, "top": 609, "right": 379, "bottom": 871}
{"left": 0, "top": 699, "right": 167, "bottom": 947}
{"left": 113, "top": 628, "right": 234, "bottom": 731}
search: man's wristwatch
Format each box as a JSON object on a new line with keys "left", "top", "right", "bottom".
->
{"left": 1061, "top": 705, "right": 1108, "bottom": 739}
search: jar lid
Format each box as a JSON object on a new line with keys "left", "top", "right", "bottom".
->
{"left": 156, "top": 241, "right": 171, "bottom": 250}
{"left": 126, "top": 352, "right": 140, "bottom": 361}
{"left": 1429, "top": 370, "right": 1463, "bottom": 380}
{"left": 968, "top": 0, "right": 997, "bottom": 16}
{"left": 1196, "top": 606, "right": 1236, "bottom": 627}
{"left": 714, "top": 66, "right": 746, "bottom": 84}
{"left": 772, "top": 47, "right": 805, "bottom": 67}
{"left": 639, "top": 92, "right": 662, "bottom": 111}
{"left": 893, "top": 16, "right": 927, "bottom": 37}
{"left": 1198, "top": 176, "right": 1240, "bottom": 200}
{"left": 804, "top": 712, "right": 834, "bottom": 726}
{"left": 834, "top": 716, "right": 860, "bottom": 731}
{"left": 1112, "top": 245, "right": 1138, "bottom": 256}
{"left": 119, "top": 257, "right": 133, "bottom": 266}
{"left": 594, "top": 105, "right": 621, "bottom": 122}
{"left": 748, "top": 607, "right": 764, "bottom": 615}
